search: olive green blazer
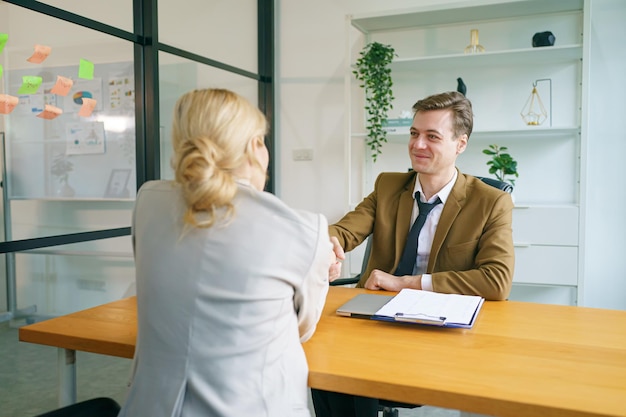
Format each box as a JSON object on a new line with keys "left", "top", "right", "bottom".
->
{"left": 330, "top": 170, "right": 514, "bottom": 300}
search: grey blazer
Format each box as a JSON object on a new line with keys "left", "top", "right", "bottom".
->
{"left": 118, "top": 181, "right": 331, "bottom": 417}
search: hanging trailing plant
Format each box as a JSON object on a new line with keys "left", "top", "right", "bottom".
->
{"left": 483, "top": 144, "right": 519, "bottom": 186}
{"left": 353, "top": 42, "right": 396, "bottom": 162}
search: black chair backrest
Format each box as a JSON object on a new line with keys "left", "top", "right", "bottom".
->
{"left": 474, "top": 176, "right": 513, "bottom": 193}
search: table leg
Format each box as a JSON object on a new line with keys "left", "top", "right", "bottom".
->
{"left": 58, "top": 348, "right": 77, "bottom": 407}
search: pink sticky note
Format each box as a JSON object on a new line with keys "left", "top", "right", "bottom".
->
{"left": 27, "top": 44, "right": 52, "bottom": 64}
{"left": 0, "top": 94, "right": 19, "bottom": 114}
{"left": 36, "top": 104, "right": 63, "bottom": 120}
{"left": 50, "top": 75, "right": 73, "bottom": 96}
{"left": 78, "top": 97, "right": 97, "bottom": 117}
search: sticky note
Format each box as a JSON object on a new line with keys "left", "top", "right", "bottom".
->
{"left": 0, "top": 94, "right": 19, "bottom": 114}
{"left": 78, "top": 97, "right": 97, "bottom": 117}
{"left": 17, "top": 75, "right": 43, "bottom": 94}
{"left": 78, "top": 58, "right": 94, "bottom": 80}
{"left": 26, "top": 44, "right": 52, "bottom": 64}
{"left": 0, "top": 64, "right": 3, "bottom": 79}
{"left": 50, "top": 75, "right": 73, "bottom": 96}
{"left": 0, "top": 33, "right": 8, "bottom": 54}
{"left": 36, "top": 104, "right": 63, "bottom": 120}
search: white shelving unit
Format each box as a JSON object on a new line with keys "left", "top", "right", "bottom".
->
{"left": 346, "top": 0, "right": 586, "bottom": 305}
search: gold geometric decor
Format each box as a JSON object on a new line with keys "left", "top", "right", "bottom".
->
{"left": 521, "top": 78, "right": 552, "bottom": 126}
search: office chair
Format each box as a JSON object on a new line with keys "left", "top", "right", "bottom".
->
{"left": 329, "top": 176, "right": 513, "bottom": 417}
{"left": 34, "top": 397, "right": 121, "bottom": 417}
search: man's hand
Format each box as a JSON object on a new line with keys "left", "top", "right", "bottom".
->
{"left": 364, "top": 269, "right": 422, "bottom": 291}
{"left": 328, "top": 236, "right": 345, "bottom": 282}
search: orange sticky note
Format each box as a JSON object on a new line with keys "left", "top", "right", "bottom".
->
{"left": 0, "top": 94, "right": 19, "bottom": 114}
{"left": 50, "top": 75, "right": 74, "bottom": 96}
{"left": 78, "top": 97, "right": 97, "bottom": 117}
{"left": 27, "top": 44, "right": 52, "bottom": 64}
{"left": 36, "top": 104, "right": 63, "bottom": 120}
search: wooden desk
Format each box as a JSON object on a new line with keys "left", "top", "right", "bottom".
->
{"left": 19, "top": 296, "right": 136, "bottom": 406}
{"left": 19, "top": 287, "right": 626, "bottom": 417}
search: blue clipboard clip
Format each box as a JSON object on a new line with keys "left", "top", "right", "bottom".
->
{"left": 394, "top": 312, "right": 447, "bottom": 326}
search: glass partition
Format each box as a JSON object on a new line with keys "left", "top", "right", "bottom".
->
{"left": 158, "top": 0, "right": 258, "bottom": 74}
{"left": 1, "top": 2, "right": 136, "bottom": 243}
{"left": 33, "top": 0, "right": 134, "bottom": 32}
{"left": 15, "top": 235, "right": 134, "bottom": 317}
{"left": 158, "top": 51, "right": 259, "bottom": 179}
{"left": 0, "top": 0, "right": 270, "bottom": 325}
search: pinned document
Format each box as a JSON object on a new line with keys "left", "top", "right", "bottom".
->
{"left": 37, "top": 104, "right": 63, "bottom": 120}
{"left": 18, "top": 75, "right": 43, "bottom": 94}
{"left": 78, "top": 97, "right": 97, "bottom": 117}
{"left": 0, "top": 94, "right": 19, "bottom": 114}
{"left": 0, "top": 33, "right": 8, "bottom": 54}
{"left": 78, "top": 58, "right": 94, "bottom": 80}
{"left": 27, "top": 44, "right": 52, "bottom": 64}
{"left": 50, "top": 75, "right": 73, "bottom": 96}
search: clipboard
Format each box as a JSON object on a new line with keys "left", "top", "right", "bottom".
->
{"left": 370, "top": 289, "right": 485, "bottom": 329}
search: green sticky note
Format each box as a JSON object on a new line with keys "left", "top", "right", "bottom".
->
{"left": 78, "top": 58, "right": 94, "bottom": 80}
{"left": 0, "top": 65, "right": 3, "bottom": 79}
{"left": 18, "top": 75, "right": 43, "bottom": 94}
{"left": 0, "top": 33, "right": 8, "bottom": 54}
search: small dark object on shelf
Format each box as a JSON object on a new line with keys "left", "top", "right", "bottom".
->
{"left": 456, "top": 77, "right": 467, "bottom": 96}
{"left": 532, "top": 31, "right": 555, "bottom": 47}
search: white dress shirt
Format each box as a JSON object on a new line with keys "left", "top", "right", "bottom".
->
{"left": 410, "top": 170, "right": 457, "bottom": 291}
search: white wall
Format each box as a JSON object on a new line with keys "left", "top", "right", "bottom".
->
{"left": 276, "top": 0, "right": 459, "bottom": 220}
{"left": 580, "top": 0, "right": 626, "bottom": 310}
{"left": 277, "top": 0, "right": 626, "bottom": 310}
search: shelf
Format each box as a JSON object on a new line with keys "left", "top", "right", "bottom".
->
{"left": 351, "top": 0, "right": 583, "bottom": 32}
{"left": 390, "top": 45, "right": 582, "bottom": 72}
{"left": 352, "top": 127, "right": 580, "bottom": 142}
{"left": 470, "top": 127, "right": 580, "bottom": 139}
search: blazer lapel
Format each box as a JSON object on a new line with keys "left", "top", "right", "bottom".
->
{"left": 428, "top": 171, "right": 467, "bottom": 271}
{"left": 394, "top": 178, "right": 417, "bottom": 267}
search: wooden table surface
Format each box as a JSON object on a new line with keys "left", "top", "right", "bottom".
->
{"left": 304, "top": 287, "right": 626, "bottom": 417}
{"left": 19, "top": 287, "right": 626, "bottom": 417}
{"left": 19, "top": 295, "right": 137, "bottom": 359}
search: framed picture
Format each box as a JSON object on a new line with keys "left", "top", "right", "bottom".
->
{"left": 104, "top": 168, "right": 131, "bottom": 198}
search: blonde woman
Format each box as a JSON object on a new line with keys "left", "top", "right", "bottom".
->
{"left": 119, "top": 89, "right": 335, "bottom": 417}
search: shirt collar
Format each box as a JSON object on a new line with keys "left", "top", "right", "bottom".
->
{"left": 412, "top": 169, "right": 458, "bottom": 204}
{"left": 235, "top": 178, "right": 252, "bottom": 187}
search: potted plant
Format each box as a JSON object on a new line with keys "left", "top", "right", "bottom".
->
{"left": 51, "top": 152, "right": 75, "bottom": 197}
{"left": 353, "top": 42, "right": 396, "bottom": 162}
{"left": 482, "top": 144, "right": 519, "bottom": 186}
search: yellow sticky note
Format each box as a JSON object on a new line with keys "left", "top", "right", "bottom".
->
{"left": 27, "top": 44, "right": 52, "bottom": 64}
{"left": 0, "top": 33, "right": 8, "bottom": 54}
{"left": 78, "top": 97, "right": 97, "bottom": 117}
{"left": 36, "top": 104, "right": 63, "bottom": 120}
{"left": 50, "top": 75, "right": 74, "bottom": 96}
{"left": 18, "top": 75, "right": 43, "bottom": 94}
{"left": 0, "top": 94, "right": 19, "bottom": 114}
{"left": 78, "top": 58, "right": 94, "bottom": 80}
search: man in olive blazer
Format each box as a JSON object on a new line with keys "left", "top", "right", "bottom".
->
{"left": 314, "top": 91, "right": 515, "bottom": 417}
{"left": 330, "top": 169, "right": 514, "bottom": 301}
